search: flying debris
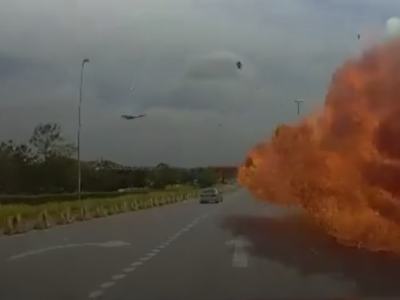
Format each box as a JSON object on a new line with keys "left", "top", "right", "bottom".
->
{"left": 121, "top": 114, "right": 147, "bottom": 120}
{"left": 236, "top": 61, "right": 242, "bottom": 69}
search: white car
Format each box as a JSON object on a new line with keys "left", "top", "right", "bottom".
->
{"left": 199, "top": 187, "right": 223, "bottom": 204}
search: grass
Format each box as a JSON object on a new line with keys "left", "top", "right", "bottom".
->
{"left": 0, "top": 186, "right": 200, "bottom": 235}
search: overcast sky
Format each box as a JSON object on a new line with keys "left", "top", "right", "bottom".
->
{"left": 0, "top": 0, "right": 397, "bottom": 167}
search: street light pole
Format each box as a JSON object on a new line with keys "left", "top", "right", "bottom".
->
{"left": 294, "top": 99, "right": 303, "bottom": 116}
{"left": 78, "top": 58, "right": 89, "bottom": 201}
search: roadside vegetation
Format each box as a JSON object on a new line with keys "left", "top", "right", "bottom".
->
{"left": 0, "top": 122, "right": 237, "bottom": 235}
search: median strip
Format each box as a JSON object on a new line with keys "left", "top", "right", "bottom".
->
{"left": 0, "top": 189, "right": 199, "bottom": 236}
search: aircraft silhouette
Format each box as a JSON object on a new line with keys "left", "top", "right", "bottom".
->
{"left": 121, "top": 114, "right": 147, "bottom": 120}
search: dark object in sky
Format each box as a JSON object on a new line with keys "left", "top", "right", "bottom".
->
{"left": 236, "top": 61, "right": 242, "bottom": 69}
{"left": 357, "top": 34, "right": 361, "bottom": 39}
{"left": 121, "top": 114, "right": 147, "bottom": 120}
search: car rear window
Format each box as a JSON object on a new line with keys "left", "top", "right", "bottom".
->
{"left": 201, "top": 188, "right": 217, "bottom": 195}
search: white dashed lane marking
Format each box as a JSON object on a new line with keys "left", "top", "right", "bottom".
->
{"left": 100, "top": 282, "right": 115, "bottom": 289}
{"left": 111, "top": 274, "right": 126, "bottom": 280}
{"left": 88, "top": 213, "right": 209, "bottom": 299}
{"left": 122, "top": 267, "right": 135, "bottom": 273}
{"left": 88, "top": 291, "right": 103, "bottom": 299}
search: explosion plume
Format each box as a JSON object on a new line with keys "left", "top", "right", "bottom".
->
{"left": 238, "top": 38, "right": 400, "bottom": 254}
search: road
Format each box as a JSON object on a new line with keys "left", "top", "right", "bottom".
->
{"left": 1, "top": 189, "right": 400, "bottom": 300}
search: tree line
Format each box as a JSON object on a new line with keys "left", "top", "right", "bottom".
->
{"left": 0, "top": 123, "right": 235, "bottom": 195}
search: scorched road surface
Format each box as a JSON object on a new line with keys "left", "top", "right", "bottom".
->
{"left": 1, "top": 190, "right": 400, "bottom": 300}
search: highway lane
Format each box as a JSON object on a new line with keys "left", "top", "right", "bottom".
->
{"left": 3, "top": 189, "right": 400, "bottom": 299}
{"left": 103, "top": 190, "right": 354, "bottom": 300}
{"left": 97, "top": 190, "right": 400, "bottom": 300}
{"left": 0, "top": 193, "right": 225, "bottom": 300}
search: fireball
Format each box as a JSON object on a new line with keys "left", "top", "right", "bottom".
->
{"left": 238, "top": 38, "right": 400, "bottom": 254}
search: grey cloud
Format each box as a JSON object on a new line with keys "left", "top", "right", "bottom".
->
{"left": 0, "top": 0, "right": 397, "bottom": 166}
{"left": 150, "top": 80, "right": 260, "bottom": 113}
{"left": 184, "top": 52, "right": 243, "bottom": 80}
{"left": 145, "top": 51, "right": 260, "bottom": 113}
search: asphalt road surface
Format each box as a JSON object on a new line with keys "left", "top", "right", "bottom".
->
{"left": 1, "top": 189, "right": 400, "bottom": 300}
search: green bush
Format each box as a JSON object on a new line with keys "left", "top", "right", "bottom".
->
{"left": 0, "top": 189, "right": 150, "bottom": 205}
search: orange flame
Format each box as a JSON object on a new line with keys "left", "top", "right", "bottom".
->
{"left": 238, "top": 38, "right": 400, "bottom": 254}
